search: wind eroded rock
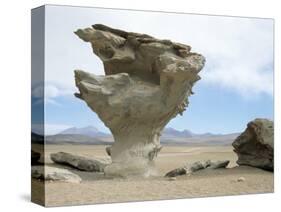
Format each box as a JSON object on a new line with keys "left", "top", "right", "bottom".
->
{"left": 232, "top": 118, "right": 274, "bottom": 171}
{"left": 74, "top": 24, "right": 205, "bottom": 177}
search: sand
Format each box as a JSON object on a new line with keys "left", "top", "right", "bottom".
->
{"left": 31, "top": 144, "right": 274, "bottom": 206}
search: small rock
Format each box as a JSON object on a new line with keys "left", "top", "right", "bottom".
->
{"left": 165, "top": 167, "right": 186, "bottom": 178}
{"left": 237, "top": 177, "right": 246, "bottom": 182}
{"left": 165, "top": 160, "right": 230, "bottom": 177}
{"left": 165, "top": 160, "right": 209, "bottom": 177}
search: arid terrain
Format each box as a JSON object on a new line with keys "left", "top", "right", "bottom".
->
{"left": 31, "top": 144, "right": 274, "bottom": 207}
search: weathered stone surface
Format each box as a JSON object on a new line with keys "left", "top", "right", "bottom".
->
{"left": 165, "top": 160, "right": 209, "bottom": 177}
{"left": 74, "top": 24, "right": 205, "bottom": 177}
{"left": 232, "top": 118, "right": 274, "bottom": 171}
{"left": 208, "top": 160, "right": 230, "bottom": 169}
{"left": 31, "top": 150, "right": 41, "bottom": 165}
{"left": 50, "top": 152, "right": 109, "bottom": 172}
{"left": 105, "top": 146, "right": 111, "bottom": 156}
{"left": 31, "top": 166, "right": 81, "bottom": 183}
{"left": 165, "top": 160, "right": 229, "bottom": 177}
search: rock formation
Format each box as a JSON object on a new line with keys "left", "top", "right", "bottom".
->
{"left": 50, "top": 152, "right": 109, "bottom": 172}
{"left": 31, "top": 166, "right": 81, "bottom": 183}
{"left": 105, "top": 146, "right": 112, "bottom": 156}
{"left": 74, "top": 24, "right": 205, "bottom": 177}
{"left": 165, "top": 160, "right": 230, "bottom": 177}
{"left": 232, "top": 118, "right": 274, "bottom": 171}
{"left": 208, "top": 160, "right": 230, "bottom": 169}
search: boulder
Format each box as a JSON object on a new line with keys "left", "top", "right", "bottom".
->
{"left": 31, "top": 166, "right": 81, "bottom": 183}
{"left": 232, "top": 118, "right": 274, "bottom": 171}
{"left": 50, "top": 152, "right": 109, "bottom": 172}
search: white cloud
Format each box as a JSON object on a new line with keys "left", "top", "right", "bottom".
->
{"left": 45, "top": 84, "right": 74, "bottom": 105}
{"left": 45, "top": 84, "right": 60, "bottom": 98}
{"left": 43, "top": 6, "right": 273, "bottom": 99}
{"left": 32, "top": 83, "right": 75, "bottom": 105}
{"left": 197, "top": 19, "right": 274, "bottom": 97}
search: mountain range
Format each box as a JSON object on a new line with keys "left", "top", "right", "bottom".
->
{"left": 59, "top": 126, "right": 109, "bottom": 137}
{"left": 33, "top": 126, "right": 240, "bottom": 146}
{"left": 162, "top": 127, "right": 219, "bottom": 138}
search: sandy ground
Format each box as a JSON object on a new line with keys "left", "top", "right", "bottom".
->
{"left": 31, "top": 144, "right": 274, "bottom": 207}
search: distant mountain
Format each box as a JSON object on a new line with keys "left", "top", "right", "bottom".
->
{"left": 161, "top": 133, "right": 240, "bottom": 146}
{"left": 162, "top": 127, "right": 193, "bottom": 137}
{"left": 162, "top": 127, "right": 217, "bottom": 138}
{"left": 60, "top": 126, "right": 109, "bottom": 137}
{"left": 46, "top": 126, "right": 112, "bottom": 145}
{"left": 45, "top": 134, "right": 112, "bottom": 145}
{"left": 58, "top": 126, "right": 216, "bottom": 140}
{"left": 161, "top": 128, "right": 238, "bottom": 146}
{"left": 43, "top": 125, "right": 239, "bottom": 146}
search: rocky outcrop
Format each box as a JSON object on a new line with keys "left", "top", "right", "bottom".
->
{"left": 232, "top": 119, "right": 274, "bottom": 171}
{"left": 74, "top": 24, "right": 205, "bottom": 177}
{"left": 105, "top": 146, "right": 112, "bottom": 156}
{"left": 165, "top": 160, "right": 230, "bottom": 177}
{"left": 31, "top": 166, "right": 81, "bottom": 183}
{"left": 31, "top": 150, "right": 41, "bottom": 165}
{"left": 50, "top": 152, "right": 109, "bottom": 172}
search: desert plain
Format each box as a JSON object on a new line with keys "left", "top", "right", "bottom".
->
{"left": 31, "top": 144, "right": 274, "bottom": 206}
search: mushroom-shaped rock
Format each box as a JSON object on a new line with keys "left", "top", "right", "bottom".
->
{"left": 74, "top": 24, "right": 205, "bottom": 177}
{"left": 232, "top": 118, "right": 274, "bottom": 171}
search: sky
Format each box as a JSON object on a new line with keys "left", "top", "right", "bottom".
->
{"left": 31, "top": 5, "right": 274, "bottom": 135}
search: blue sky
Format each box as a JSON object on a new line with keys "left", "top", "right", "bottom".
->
{"left": 31, "top": 5, "right": 274, "bottom": 135}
